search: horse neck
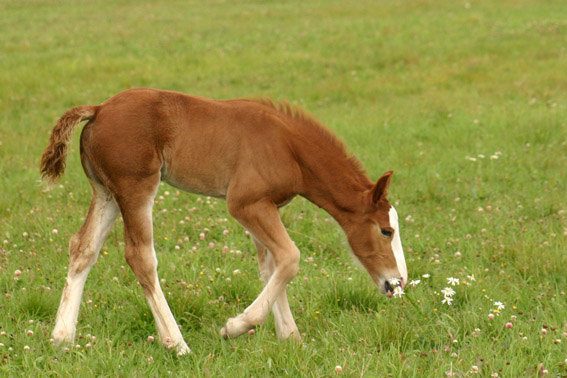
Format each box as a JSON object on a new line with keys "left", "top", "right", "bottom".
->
{"left": 298, "top": 149, "right": 373, "bottom": 227}
{"left": 266, "top": 104, "right": 373, "bottom": 228}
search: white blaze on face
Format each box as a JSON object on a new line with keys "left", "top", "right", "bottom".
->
{"left": 389, "top": 206, "right": 408, "bottom": 285}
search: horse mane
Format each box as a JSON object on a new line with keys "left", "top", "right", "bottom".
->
{"left": 250, "top": 98, "right": 368, "bottom": 179}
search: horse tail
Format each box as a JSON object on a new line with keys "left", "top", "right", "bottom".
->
{"left": 40, "top": 105, "right": 98, "bottom": 184}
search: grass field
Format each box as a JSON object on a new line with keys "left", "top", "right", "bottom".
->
{"left": 1, "top": 0, "right": 566, "bottom": 376}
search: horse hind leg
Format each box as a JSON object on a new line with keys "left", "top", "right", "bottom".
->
{"left": 115, "top": 177, "right": 190, "bottom": 355}
{"left": 52, "top": 181, "right": 119, "bottom": 344}
{"left": 253, "top": 237, "right": 300, "bottom": 341}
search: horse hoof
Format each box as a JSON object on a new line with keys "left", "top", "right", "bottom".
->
{"left": 291, "top": 331, "right": 302, "bottom": 342}
{"left": 176, "top": 343, "right": 191, "bottom": 356}
{"left": 51, "top": 329, "right": 74, "bottom": 346}
{"left": 220, "top": 326, "right": 229, "bottom": 340}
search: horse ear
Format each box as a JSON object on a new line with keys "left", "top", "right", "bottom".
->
{"left": 372, "top": 170, "right": 394, "bottom": 204}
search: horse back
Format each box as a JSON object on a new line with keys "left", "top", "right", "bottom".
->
{"left": 81, "top": 88, "right": 303, "bottom": 202}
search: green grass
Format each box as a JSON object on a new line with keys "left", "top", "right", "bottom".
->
{"left": 1, "top": 0, "right": 566, "bottom": 375}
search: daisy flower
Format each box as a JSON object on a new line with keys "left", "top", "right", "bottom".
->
{"left": 409, "top": 279, "right": 421, "bottom": 287}
{"left": 442, "top": 297, "right": 454, "bottom": 305}
{"left": 388, "top": 277, "right": 401, "bottom": 286}
{"left": 447, "top": 277, "right": 460, "bottom": 286}
{"left": 392, "top": 286, "right": 405, "bottom": 298}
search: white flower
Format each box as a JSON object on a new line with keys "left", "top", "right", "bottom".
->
{"left": 494, "top": 301, "right": 505, "bottom": 310}
{"left": 442, "top": 297, "right": 454, "bottom": 305}
{"left": 467, "top": 274, "right": 476, "bottom": 281}
{"left": 392, "top": 286, "right": 405, "bottom": 298}
{"left": 388, "top": 277, "right": 401, "bottom": 286}
{"left": 409, "top": 279, "right": 421, "bottom": 287}
{"left": 447, "top": 277, "right": 460, "bottom": 286}
{"left": 422, "top": 273, "right": 431, "bottom": 278}
{"left": 441, "top": 287, "right": 456, "bottom": 297}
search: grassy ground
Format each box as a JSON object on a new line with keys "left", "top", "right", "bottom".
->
{"left": 1, "top": 0, "right": 566, "bottom": 376}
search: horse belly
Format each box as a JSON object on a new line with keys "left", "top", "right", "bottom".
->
{"left": 163, "top": 169, "right": 230, "bottom": 198}
{"left": 161, "top": 141, "right": 235, "bottom": 199}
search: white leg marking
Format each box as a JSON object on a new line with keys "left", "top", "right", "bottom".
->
{"left": 52, "top": 269, "right": 90, "bottom": 343}
{"left": 52, "top": 192, "right": 118, "bottom": 344}
{"left": 129, "top": 202, "right": 190, "bottom": 354}
{"left": 144, "top": 246, "right": 190, "bottom": 354}
{"left": 258, "top": 246, "right": 299, "bottom": 340}
{"left": 222, "top": 244, "right": 300, "bottom": 339}
{"left": 272, "top": 290, "right": 300, "bottom": 340}
{"left": 389, "top": 206, "right": 408, "bottom": 284}
{"left": 222, "top": 272, "right": 285, "bottom": 338}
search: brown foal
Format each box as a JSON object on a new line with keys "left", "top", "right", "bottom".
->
{"left": 40, "top": 88, "right": 407, "bottom": 354}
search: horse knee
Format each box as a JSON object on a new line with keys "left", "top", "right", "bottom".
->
{"left": 278, "top": 248, "right": 300, "bottom": 280}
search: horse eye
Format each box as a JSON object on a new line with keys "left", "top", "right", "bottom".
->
{"left": 381, "top": 228, "right": 393, "bottom": 238}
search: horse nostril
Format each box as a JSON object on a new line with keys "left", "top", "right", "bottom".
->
{"left": 384, "top": 280, "right": 394, "bottom": 293}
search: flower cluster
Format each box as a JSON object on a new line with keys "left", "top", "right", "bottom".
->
{"left": 465, "top": 151, "right": 502, "bottom": 161}
{"left": 392, "top": 286, "right": 405, "bottom": 298}
{"left": 389, "top": 277, "right": 405, "bottom": 298}
{"left": 404, "top": 273, "right": 480, "bottom": 307}
{"left": 441, "top": 287, "right": 456, "bottom": 305}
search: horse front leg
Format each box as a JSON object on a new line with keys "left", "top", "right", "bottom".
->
{"left": 253, "top": 237, "right": 300, "bottom": 340}
{"left": 221, "top": 199, "right": 300, "bottom": 339}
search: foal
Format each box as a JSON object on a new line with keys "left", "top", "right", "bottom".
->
{"left": 40, "top": 88, "right": 407, "bottom": 354}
